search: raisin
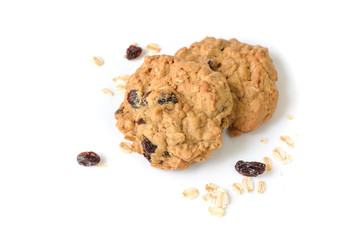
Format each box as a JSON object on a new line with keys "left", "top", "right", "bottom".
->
{"left": 126, "top": 45, "right": 142, "bottom": 60}
{"left": 158, "top": 92, "right": 178, "bottom": 105}
{"left": 162, "top": 151, "right": 170, "bottom": 157}
{"left": 141, "top": 137, "right": 157, "bottom": 162}
{"left": 136, "top": 118, "right": 146, "bottom": 125}
{"left": 235, "top": 160, "right": 266, "bottom": 177}
{"left": 77, "top": 151, "right": 101, "bottom": 167}
{"left": 217, "top": 63, "right": 221, "bottom": 68}
{"left": 115, "top": 109, "right": 123, "bottom": 115}
{"left": 127, "top": 90, "right": 140, "bottom": 108}
{"left": 141, "top": 91, "right": 152, "bottom": 106}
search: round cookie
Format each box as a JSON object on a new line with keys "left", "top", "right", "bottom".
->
{"left": 175, "top": 37, "right": 278, "bottom": 136}
{"left": 115, "top": 55, "right": 233, "bottom": 170}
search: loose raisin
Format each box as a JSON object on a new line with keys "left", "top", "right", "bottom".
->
{"left": 127, "top": 90, "right": 140, "bottom": 108}
{"left": 158, "top": 92, "right": 178, "bottom": 105}
{"left": 77, "top": 151, "right": 101, "bottom": 167}
{"left": 235, "top": 160, "right": 266, "bottom": 177}
{"left": 141, "top": 137, "right": 157, "bottom": 162}
{"left": 141, "top": 91, "right": 152, "bottom": 106}
{"left": 126, "top": 45, "right": 142, "bottom": 60}
{"left": 136, "top": 118, "right": 146, "bottom": 125}
{"left": 162, "top": 151, "right": 170, "bottom": 157}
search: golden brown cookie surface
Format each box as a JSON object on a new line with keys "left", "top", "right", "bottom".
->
{"left": 115, "top": 55, "right": 233, "bottom": 170}
{"left": 175, "top": 37, "right": 278, "bottom": 136}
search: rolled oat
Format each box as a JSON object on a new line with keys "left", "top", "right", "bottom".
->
{"left": 91, "top": 56, "right": 104, "bottom": 66}
{"left": 146, "top": 43, "right": 161, "bottom": 53}
{"left": 263, "top": 157, "right": 272, "bottom": 171}
{"left": 182, "top": 188, "right": 199, "bottom": 200}
{"left": 257, "top": 181, "right": 266, "bottom": 194}
{"left": 232, "top": 183, "right": 244, "bottom": 195}
{"left": 208, "top": 207, "right": 225, "bottom": 217}
{"left": 119, "top": 142, "right": 133, "bottom": 153}
{"left": 242, "top": 177, "right": 254, "bottom": 192}
{"left": 101, "top": 88, "right": 113, "bottom": 96}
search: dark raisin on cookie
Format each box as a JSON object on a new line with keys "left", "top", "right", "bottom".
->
{"left": 127, "top": 90, "right": 140, "bottom": 108}
{"left": 136, "top": 118, "right": 146, "bottom": 125}
{"left": 115, "top": 109, "right": 123, "bottom": 115}
{"left": 162, "top": 151, "right": 170, "bottom": 157}
{"left": 77, "top": 151, "right": 101, "bottom": 167}
{"left": 141, "top": 91, "right": 152, "bottom": 106}
{"left": 158, "top": 92, "right": 178, "bottom": 105}
{"left": 141, "top": 136, "right": 157, "bottom": 162}
{"left": 126, "top": 45, "right": 142, "bottom": 60}
{"left": 235, "top": 160, "right": 266, "bottom": 177}
{"left": 207, "top": 60, "right": 214, "bottom": 70}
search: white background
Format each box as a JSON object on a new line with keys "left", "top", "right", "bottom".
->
{"left": 1, "top": 0, "right": 360, "bottom": 239}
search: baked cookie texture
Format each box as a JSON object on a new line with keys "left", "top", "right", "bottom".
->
{"left": 115, "top": 55, "right": 233, "bottom": 170}
{"left": 175, "top": 37, "right": 279, "bottom": 136}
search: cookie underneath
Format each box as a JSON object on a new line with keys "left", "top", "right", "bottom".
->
{"left": 176, "top": 37, "right": 279, "bottom": 136}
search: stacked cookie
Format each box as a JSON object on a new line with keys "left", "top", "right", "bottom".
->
{"left": 115, "top": 37, "right": 278, "bottom": 170}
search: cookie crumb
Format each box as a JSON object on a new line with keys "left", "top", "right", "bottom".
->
{"left": 280, "top": 136, "right": 295, "bottom": 148}
{"left": 182, "top": 188, "right": 199, "bottom": 200}
{"left": 91, "top": 56, "right": 104, "bottom": 66}
{"left": 119, "top": 142, "right": 133, "bottom": 154}
{"left": 287, "top": 114, "right": 294, "bottom": 120}
{"left": 256, "top": 181, "right": 266, "bottom": 194}
{"left": 242, "top": 177, "right": 254, "bottom": 192}
{"left": 263, "top": 157, "right": 272, "bottom": 171}
{"left": 232, "top": 183, "right": 244, "bottom": 195}
{"left": 260, "top": 138, "right": 269, "bottom": 144}
{"left": 146, "top": 43, "right": 161, "bottom": 53}
{"left": 101, "top": 88, "right": 113, "bottom": 96}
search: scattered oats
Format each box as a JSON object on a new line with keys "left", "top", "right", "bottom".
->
{"left": 146, "top": 43, "right": 161, "bottom": 53}
{"left": 112, "top": 74, "right": 130, "bottom": 82}
{"left": 295, "top": 133, "right": 300, "bottom": 137}
{"left": 101, "top": 88, "right": 113, "bottom": 96}
{"left": 263, "top": 157, "right": 272, "bottom": 171}
{"left": 119, "top": 142, "right": 133, "bottom": 154}
{"left": 91, "top": 56, "right": 104, "bottom": 66}
{"left": 123, "top": 54, "right": 127, "bottom": 59}
{"left": 95, "top": 164, "right": 108, "bottom": 168}
{"left": 215, "top": 188, "right": 229, "bottom": 209}
{"left": 287, "top": 114, "right": 294, "bottom": 120}
{"left": 257, "top": 181, "right": 266, "bottom": 194}
{"left": 205, "top": 183, "right": 219, "bottom": 192}
{"left": 260, "top": 138, "right": 269, "bottom": 144}
{"left": 182, "top": 188, "right": 199, "bottom": 200}
{"left": 272, "top": 147, "right": 292, "bottom": 164}
{"left": 115, "top": 84, "right": 126, "bottom": 93}
{"left": 130, "top": 43, "right": 138, "bottom": 46}
{"left": 232, "top": 183, "right": 244, "bottom": 195}
{"left": 242, "top": 177, "right": 254, "bottom": 192}
{"left": 208, "top": 207, "right": 225, "bottom": 217}
{"left": 280, "top": 135, "right": 295, "bottom": 148}
{"left": 202, "top": 191, "right": 217, "bottom": 203}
